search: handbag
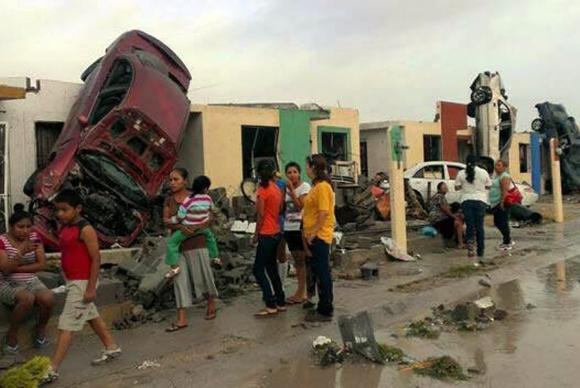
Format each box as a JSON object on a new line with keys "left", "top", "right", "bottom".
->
{"left": 503, "top": 179, "right": 523, "bottom": 207}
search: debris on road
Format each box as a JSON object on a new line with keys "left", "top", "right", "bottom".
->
{"left": 381, "top": 237, "right": 415, "bottom": 262}
{"left": 338, "top": 311, "right": 384, "bottom": 364}
{"left": 0, "top": 356, "right": 51, "bottom": 387}
{"left": 405, "top": 319, "right": 441, "bottom": 339}
{"left": 408, "top": 355, "right": 468, "bottom": 381}
{"left": 137, "top": 360, "right": 161, "bottom": 370}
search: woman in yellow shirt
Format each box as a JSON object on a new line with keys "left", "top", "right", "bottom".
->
{"left": 302, "top": 154, "right": 335, "bottom": 322}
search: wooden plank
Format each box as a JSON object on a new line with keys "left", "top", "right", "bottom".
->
{"left": 0, "top": 85, "right": 26, "bottom": 100}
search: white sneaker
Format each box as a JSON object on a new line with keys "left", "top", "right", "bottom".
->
{"left": 91, "top": 347, "right": 122, "bottom": 365}
{"left": 498, "top": 241, "right": 515, "bottom": 251}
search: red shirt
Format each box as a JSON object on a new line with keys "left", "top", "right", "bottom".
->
{"left": 59, "top": 219, "right": 92, "bottom": 280}
{"left": 257, "top": 182, "right": 283, "bottom": 235}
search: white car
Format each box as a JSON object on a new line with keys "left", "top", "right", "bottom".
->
{"left": 404, "top": 161, "right": 539, "bottom": 207}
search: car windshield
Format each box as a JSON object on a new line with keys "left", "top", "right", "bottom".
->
{"left": 77, "top": 153, "right": 148, "bottom": 207}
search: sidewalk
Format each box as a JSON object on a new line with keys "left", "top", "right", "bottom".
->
{"left": 18, "top": 216, "right": 580, "bottom": 387}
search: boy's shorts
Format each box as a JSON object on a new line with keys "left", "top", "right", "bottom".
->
{"left": 0, "top": 277, "right": 48, "bottom": 305}
{"left": 58, "top": 280, "right": 100, "bottom": 332}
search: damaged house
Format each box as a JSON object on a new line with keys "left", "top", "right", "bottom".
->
{"left": 179, "top": 103, "right": 360, "bottom": 203}
{"left": 360, "top": 101, "right": 537, "bottom": 206}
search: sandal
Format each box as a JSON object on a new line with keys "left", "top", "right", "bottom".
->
{"left": 286, "top": 297, "right": 306, "bottom": 305}
{"left": 277, "top": 305, "right": 287, "bottom": 312}
{"left": 254, "top": 308, "right": 278, "bottom": 318}
{"left": 205, "top": 310, "right": 217, "bottom": 320}
{"left": 165, "top": 323, "right": 188, "bottom": 332}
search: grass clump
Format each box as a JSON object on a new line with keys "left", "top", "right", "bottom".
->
{"left": 378, "top": 344, "right": 406, "bottom": 363}
{"left": 406, "top": 320, "right": 441, "bottom": 339}
{"left": 0, "top": 356, "right": 51, "bottom": 388}
{"left": 413, "top": 355, "right": 468, "bottom": 381}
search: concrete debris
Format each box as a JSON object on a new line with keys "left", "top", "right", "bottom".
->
{"left": 360, "top": 262, "right": 379, "bottom": 280}
{"left": 473, "top": 296, "right": 495, "bottom": 311}
{"left": 338, "top": 311, "right": 384, "bottom": 364}
{"left": 137, "top": 360, "right": 161, "bottom": 370}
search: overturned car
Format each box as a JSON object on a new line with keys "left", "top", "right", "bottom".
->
{"left": 532, "top": 102, "right": 580, "bottom": 192}
{"left": 468, "top": 71, "right": 517, "bottom": 169}
{"left": 24, "top": 30, "right": 191, "bottom": 250}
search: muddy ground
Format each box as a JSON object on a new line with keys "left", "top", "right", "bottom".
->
{"left": 10, "top": 201, "right": 580, "bottom": 387}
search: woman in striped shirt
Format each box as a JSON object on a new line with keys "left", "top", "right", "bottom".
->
{"left": 0, "top": 204, "right": 54, "bottom": 353}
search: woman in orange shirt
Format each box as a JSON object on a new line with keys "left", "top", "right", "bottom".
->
{"left": 252, "top": 160, "right": 286, "bottom": 317}
{"left": 302, "top": 154, "right": 335, "bottom": 322}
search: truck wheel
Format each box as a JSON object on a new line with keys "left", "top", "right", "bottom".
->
{"left": 470, "top": 86, "right": 492, "bottom": 105}
{"left": 531, "top": 118, "right": 544, "bottom": 132}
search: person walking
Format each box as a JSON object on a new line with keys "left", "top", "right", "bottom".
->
{"left": 302, "top": 154, "right": 335, "bottom": 322}
{"left": 455, "top": 155, "right": 491, "bottom": 258}
{"left": 253, "top": 160, "right": 286, "bottom": 317}
{"left": 43, "top": 190, "right": 121, "bottom": 383}
{"left": 490, "top": 159, "right": 516, "bottom": 251}
{"left": 282, "top": 162, "right": 311, "bottom": 305}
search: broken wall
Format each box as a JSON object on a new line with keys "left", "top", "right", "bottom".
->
{"left": 0, "top": 78, "right": 82, "bottom": 206}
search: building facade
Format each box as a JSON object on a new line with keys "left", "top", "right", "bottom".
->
{"left": 360, "top": 101, "right": 532, "bottom": 184}
{"left": 179, "top": 104, "right": 360, "bottom": 196}
{"left": 0, "top": 77, "right": 82, "bottom": 207}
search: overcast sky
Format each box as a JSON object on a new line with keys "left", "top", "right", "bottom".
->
{"left": 2, "top": 0, "right": 579, "bottom": 128}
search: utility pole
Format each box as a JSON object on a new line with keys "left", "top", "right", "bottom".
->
{"left": 550, "top": 138, "right": 564, "bottom": 223}
{"left": 387, "top": 126, "right": 407, "bottom": 252}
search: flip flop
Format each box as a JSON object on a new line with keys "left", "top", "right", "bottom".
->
{"left": 286, "top": 297, "right": 306, "bottom": 305}
{"left": 205, "top": 311, "right": 217, "bottom": 320}
{"left": 254, "top": 309, "right": 278, "bottom": 318}
{"left": 165, "top": 323, "right": 188, "bottom": 332}
{"left": 277, "top": 306, "right": 287, "bottom": 312}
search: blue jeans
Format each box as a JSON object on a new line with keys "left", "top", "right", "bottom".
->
{"left": 253, "top": 235, "right": 285, "bottom": 309}
{"left": 308, "top": 238, "right": 333, "bottom": 316}
{"left": 461, "top": 200, "right": 487, "bottom": 257}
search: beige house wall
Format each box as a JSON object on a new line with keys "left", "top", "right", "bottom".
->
{"left": 190, "top": 104, "right": 279, "bottom": 196}
{"left": 508, "top": 132, "right": 532, "bottom": 184}
{"left": 187, "top": 105, "right": 359, "bottom": 196}
{"left": 398, "top": 121, "right": 442, "bottom": 169}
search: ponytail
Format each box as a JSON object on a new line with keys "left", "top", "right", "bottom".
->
{"left": 466, "top": 154, "right": 477, "bottom": 183}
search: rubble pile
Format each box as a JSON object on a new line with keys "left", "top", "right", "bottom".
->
{"left": 405, "top": 297, "right": 508, "bottom": 338}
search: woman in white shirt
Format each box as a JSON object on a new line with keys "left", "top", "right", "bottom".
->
{"left": 455, "top": 155, "right": 492, "bottom": 258}
{"left": 283, "top": 162, "right": 311, "bottom": 305}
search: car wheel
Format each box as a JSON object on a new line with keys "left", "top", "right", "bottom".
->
{"left": 531, "top": 118, "right": 544, "bottom": 132}
{"left": 470, "top": 86, "right": 492, "bottom": 105}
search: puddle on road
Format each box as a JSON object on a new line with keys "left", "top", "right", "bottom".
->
{"left": 261, "top": 257, "right": 580, "bottom": 388}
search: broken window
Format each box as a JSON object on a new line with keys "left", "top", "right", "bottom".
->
{"left": 35, "top": 121, "right": 64, "bottom": 169}
{"left": 89, "top": 59, "right": 133, "bottom": 125}
{"left": 110, "top": 118, "right": 127, "bottom": 138}
{"left": 519, "top": 143, "right": 530, "bottom": 173}
{"left": 127, "top": 137, "right": 147, "bottom": 155}
{"left": 423, "top": 135, "right": 441, "bottom": 162}
{"left": 321, "top": 132, "right": 347, "bottom": 161}
{"left": 360, "top": 141, "right": 368, "bottom": 177}
{"left": 498, "top": 100, "right": 513, "bottom": 154}
{"left": 241, "top": 126, "right": 279, "bottom": 179}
